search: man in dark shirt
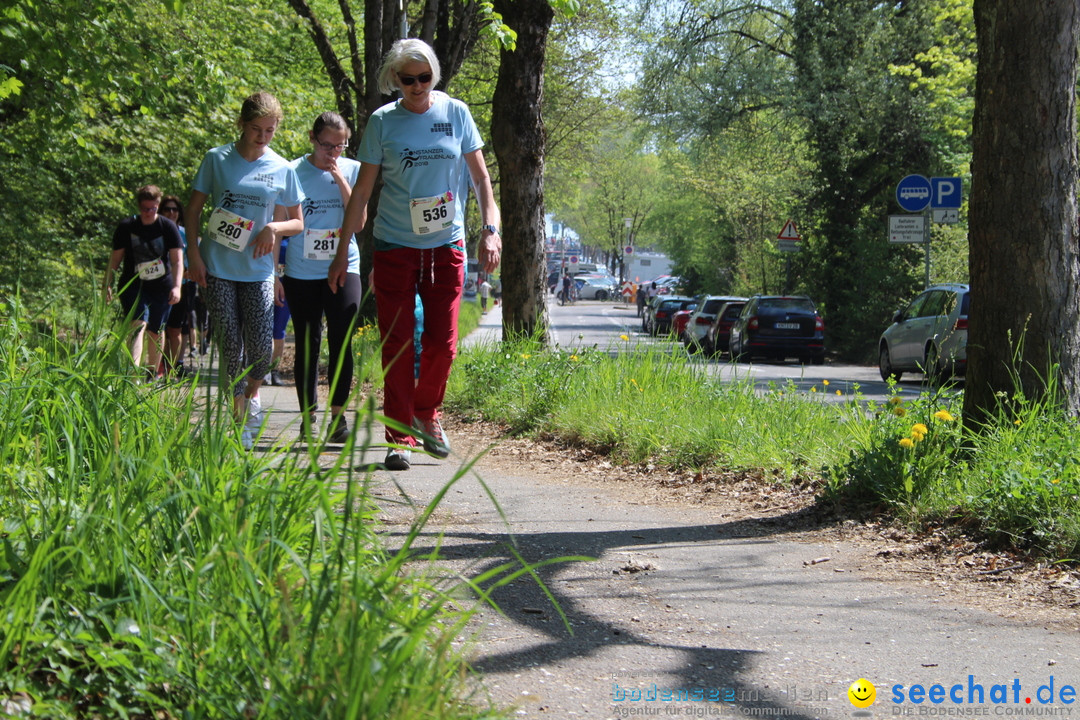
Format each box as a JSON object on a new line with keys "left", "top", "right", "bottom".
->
{"left": 103, "top": 184, "right": 183, "bottom": 378}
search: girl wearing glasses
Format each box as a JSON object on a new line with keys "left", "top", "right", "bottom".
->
{"left": 185, "top": 91, "right": 305, "bottom": 449}
{"left": 279, "top": 111, "right": 363, "bottom": 443}
{"left": 340, "top": 38, "right": 501, "bottom": 471}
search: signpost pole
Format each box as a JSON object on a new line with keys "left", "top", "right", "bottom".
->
{"left": 924, "top": 209, "right": 931, "bottom": 289}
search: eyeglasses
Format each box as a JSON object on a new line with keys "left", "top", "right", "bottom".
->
{"left": 398, "top": 72, "right": 432, "bottom": 86}
{"left": 317, "top": 140, "right": 347, "bottom": 151}
{"left": 138, "top": 205, "right": 159, "bottom": 214}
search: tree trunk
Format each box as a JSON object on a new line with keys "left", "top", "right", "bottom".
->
{"left": 964, "top": 0, "right": 1080, "bottom": 429}
{"left": 491, "top": 0, "right": 553, "bottom": 342}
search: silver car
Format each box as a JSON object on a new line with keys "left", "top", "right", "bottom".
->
{"left": 878, "top": 283, "right": 970, "bottom": 382}
{"left": 682, "top": 295, "right": 746, "bottom": 351}
{"left": 574, "top": 275, "right": 617, "bottom": 301}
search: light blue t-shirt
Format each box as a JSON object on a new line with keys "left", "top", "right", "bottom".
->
{"left": 192, "top": 142, "right": 305, "bottom": 282}
{"left": 356, "top": 91, "right": 483, "bottom": 250}
{"left": 283, "top": 155, "right": 362, "bottom": 280}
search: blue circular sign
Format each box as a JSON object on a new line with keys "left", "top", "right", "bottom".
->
{"left": 896, "top": 174, "right": 931, "bottom": 212}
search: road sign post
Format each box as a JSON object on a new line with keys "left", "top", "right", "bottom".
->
{"left": 776, "top": 220, "right": 801, "bottom": 293}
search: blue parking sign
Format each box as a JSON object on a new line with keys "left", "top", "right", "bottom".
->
{"left": 930, "top": 177, "right": 962, "bottom": 208}
{"left": 896, "top": 174, "right": 931, "bottom": 212}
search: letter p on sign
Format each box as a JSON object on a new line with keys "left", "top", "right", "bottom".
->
{"left": 931, "top": 177, "right": 962, "bottom": 209}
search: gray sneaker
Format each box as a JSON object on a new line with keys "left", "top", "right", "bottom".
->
{"left": 328, "top": 416, "right": 349, "bottom": 444}
{"left": 384, "top": 447, "right": 412, "bottom": 471}
{"left": 413, "top": 417, "right": 450, "bottom": 458}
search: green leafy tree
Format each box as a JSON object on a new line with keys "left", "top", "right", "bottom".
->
{"left": 556, "top": 121, "right": 660, "bottom": 281}
{"left": 648, "top": 111, "right": 810, "bottom": 296}
{"left": 792, "top": 0, "right": 941, "bottom": 359}
{"left": 0, "top": 0, "right": 251, "bottom": 319}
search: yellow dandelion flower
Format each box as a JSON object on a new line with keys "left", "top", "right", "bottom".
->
{"left": 835, "top": 390, "right": 842, "bottom": 396}
{"left": 521, "top": 353, "right": 531, "bottom": 360}
{"left": 570, "top": 354, "right": 580, "bottom": 361}
{"left": 911, "top": 431, "right": 926, "bottom": 443}
{"left": 911, "top": 423, "right": 929, "bottom": 435}
{"left": 1014, "top": 419, "right": 1023, "bottom": 426}
{"left": 893, "top": 407, "right": 907, "bottom": 417}
{"left": 889, "top": 396, "right": 903, "bottom": 405}
{"left": 823, "top": 379, "right": 830, "bottom": 386}
{"left": 1052, "top": 478, "right": 1062, "bottom": 485}
{"left": 810, "top": 386, "right": 817, "bottom": 393}
{"left": 899, "top": 437, "right": 915, "bottom": 449}
{"left": 933, "top": 410, "right": 955, "bottom": 422}
{"left": 620, "top": 334, "right": 629, "bottom": 341}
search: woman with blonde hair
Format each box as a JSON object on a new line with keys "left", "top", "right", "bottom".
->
{"left": 185, "top": 91, "right": 305, "bottom": 448}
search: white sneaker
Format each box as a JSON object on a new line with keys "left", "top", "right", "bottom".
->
{"left": 245, "top": 393, "right": 264, "bottom": 433}
{"left": 240, "top": 428, "right": 254, "bottom": 450}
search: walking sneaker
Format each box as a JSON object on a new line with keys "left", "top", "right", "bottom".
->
{"left": 298, "top": 412, "right": 317, "bottom": 442}
{"left": 270, "top": 369, "right": 284, "bottom": 386}
{"left": 384, "top": 447, "right": 412, "bottom": 471}
{"left": 245, "top": 393, "right": 264, "bottom": 434}
{"left": 413, "top": 417, "right": 450, "bottom": 459}
{"left": 327, "top": 415, "right": 349, "bottom": 444}
{"left": 240, "top": 428, "right": 254, "bottom": 451}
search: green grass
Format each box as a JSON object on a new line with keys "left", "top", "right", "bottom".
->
{"left": 0, "top": 299, "right": 519, "bottom": 719}
{"left": 446, "top": 338, "right": 1080, "bottom": 561}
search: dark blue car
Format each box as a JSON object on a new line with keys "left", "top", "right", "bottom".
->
{"left": 729, "top": 295, "right": 825, "bottom": 364}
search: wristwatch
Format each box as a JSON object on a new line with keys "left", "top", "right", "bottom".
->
{"left": 482, "top": 224, "right": 499, "bottom": 234}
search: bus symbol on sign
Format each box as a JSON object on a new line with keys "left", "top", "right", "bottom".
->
{"left": 896, "top": 174, "right": 932, "bottom": 212}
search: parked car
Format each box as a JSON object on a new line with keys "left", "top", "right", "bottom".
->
{"left": 704, "top": 299, "right": 748, "bottom": 356}
{"left": 652, "top": 275, "right": 684, "bottom": 295}
{"left": 647, "top": 295, "right": 697, "bottom": 336}
{"left": 671, "top": 304, "right": 698, "bottom": 340}
{"left": 574, "top": 275, "right": 617, "bottom": 301}
{"left": 729, "top": 295, "right": 825, "bottom": 364}
{"left": 878, "top": 283, "right": 970, "bottom": 382}
{"left": 682, "top": 295, "right": 746, "bottom": 352}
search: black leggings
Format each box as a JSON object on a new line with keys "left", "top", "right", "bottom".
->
{"left": 281, "top": 273, "right": 363, "bottom": 413}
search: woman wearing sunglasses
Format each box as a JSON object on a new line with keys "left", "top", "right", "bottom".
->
{"left": 185, "top": 91, "right": 305, "bottom": 449}
{"left": 279, "top": 111, "right": 363, "bottom": 443}
{"left": 159, "top": 195, "right": 198, "bottom": 377}
{"left": 340, "top": 38, "right": 501, "bottom": 471}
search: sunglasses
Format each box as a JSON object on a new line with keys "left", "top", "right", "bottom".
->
{"left": 398, "top": 72, "right": 432, "bottom": 86}
{"left": 161, "top": 206, "right": 180, "bottom": 213}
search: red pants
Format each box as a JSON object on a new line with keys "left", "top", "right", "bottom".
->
{"left": 374, "top": 245, "right": 464, "bottom": 445}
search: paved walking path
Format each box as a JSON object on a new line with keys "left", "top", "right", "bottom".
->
{"left": 247, "top": 309, "right": 1080, "bottom": 720}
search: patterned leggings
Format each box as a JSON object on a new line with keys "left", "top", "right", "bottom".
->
{"left": 204, "top": 275, "right": 274, "bottom": 397}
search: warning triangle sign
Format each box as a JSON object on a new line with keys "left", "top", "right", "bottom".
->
{"left": 777, "top": 220, "right": 801, "bottom": 241}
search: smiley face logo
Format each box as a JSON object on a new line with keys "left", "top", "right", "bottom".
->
{"left": 848, "top": 678, "right": 876, "bottom": 708}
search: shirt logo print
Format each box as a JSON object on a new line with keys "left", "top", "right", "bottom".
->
{"left": 431, "top": 122, "right": 452, "bottom": 136}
